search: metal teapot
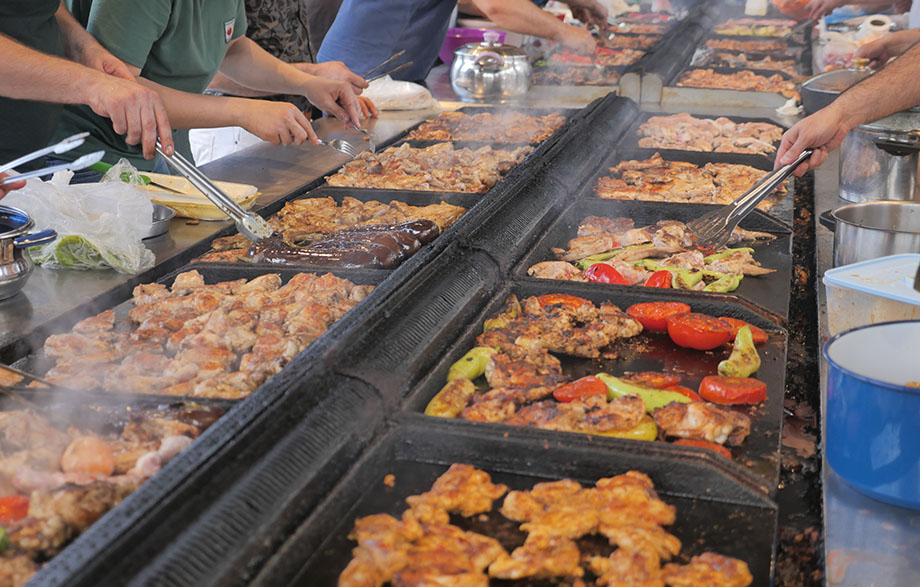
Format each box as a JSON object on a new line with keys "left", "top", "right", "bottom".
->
{"left": 450, "top": 31, "right": 532, "bottom": 102}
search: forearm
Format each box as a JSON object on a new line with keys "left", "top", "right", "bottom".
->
{"left": 136, "top": 77, "right": 247, "bottom": 129}
{"left": 0, "top": 34, "right": 103, "bottom": 103}
{"left": 206, "top": 71, "right": 275, "bottom": 98}
{"left": 834, "top": 41, "right": 920, "bottom": 129}
{"left": 218, "top": 37, "right": 317, "bottom": 96}
{"left": 467, "top": 0, "right": 571, "bottom": 41}
{"left": 54, "top": 2, "right": 102, "bottom": 64}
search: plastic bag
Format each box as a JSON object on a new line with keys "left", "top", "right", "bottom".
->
{"left": 2, "top": 162, "right": 155, "bottom": 274}
{"left": 362, "top": 76, "right": 438, "bottom": 110}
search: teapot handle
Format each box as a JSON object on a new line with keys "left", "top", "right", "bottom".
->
{"left": 474, "top": 52, "right": 505, "bottom": 69}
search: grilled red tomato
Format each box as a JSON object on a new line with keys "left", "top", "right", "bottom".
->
{"left": 719, "top": 317, "right": 769, "bottom": 345}
{"left": 666, "top": 313, "right": 733, "bottom": 350}
{"left": 553, "top": 376, "right": 608, "bottom": 403}
{"left": 624, "top": 371, "right": 681, "bottom": 389}
{"left": 699, "top": 375, "right": 767, "bottom": 405}
{"left": 0, "top": 495, "right": 29, "bottom": 523}
{"left": 668, "top": 385, "right": 703, "bottom": 401}
{"left": 584, "top": 263, "right": 630, "bottom": 285}
{"left": 674, "top": 439, "right": 732, "bottom": 459}
{"left": 644, "top": 270, "right": 673, "bottom": 288}
{"left": 537, "top": 294, "right": 591, "bottom": 308}
{"left": 626, "top": 301, "right": 691, "bottom": 332}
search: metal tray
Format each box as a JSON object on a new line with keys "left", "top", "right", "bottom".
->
{"left": 514, "top": 197, "right": 794, "bottom": 318}
{"left": 400, "top": 279, "right": 787, "bottom": 493}
{"left": 586, "top": 147, "right": 796, "bottom": 226}
{"left": 250, "top": 423, "right": 778, "bottom": 587}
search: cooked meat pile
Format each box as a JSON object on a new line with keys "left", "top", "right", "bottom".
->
{"left": 41, "top": 270, "right": 372, "bottom": 399}
{"left": 637, "top": 113, "right": 784, "bottom": 156}
{"left": 600, "top": 34, "right": 661, "bottom": 49}
{"left": 713, "top": 17, "right": 796, "bottom": 37}
{"left": 609, "top": 22, "right": 670, "bottom": 34}
{"left": 594, "top": 48, "right": 646, "bottom": 67}
{"left": 196, "top": 196, "right": 465, "bottom": 265}
{"left": 326, "top": 142, "right": 532, "bottom": 193}
{"left": 408, "top": 111, "right": 565, "bottom": 143}
{"left": 705, "top": 38, "right": 786, "bottom": 52}
{"left": 595, "top": 153, "right": 787, "bottom": 208}
{"left": 693, "top": 50, "right": 797, "bottom": 76}
{"left": 528, "top": 215, "right": 775, "bottom": 289}
{"left": 339, "top": 465, "right": 753, "bottom": 586}
{"left": 533, "top": 67, "right": 621, "bottom": 86}
{"left": 677, "top": 69, "right": 799, "bottom": 101}
{"left": 0, "top": 407, "right": 216, "bottom": 586}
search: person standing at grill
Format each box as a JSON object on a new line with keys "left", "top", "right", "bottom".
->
{"left": 0, "top": 0, "right": 173, "bottom": 174}
{"left": 55, "top": 0, "right": 362, "bottom": 172}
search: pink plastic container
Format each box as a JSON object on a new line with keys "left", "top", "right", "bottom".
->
{"left": 439, "top": 28, "right": 505, "bottom": 67}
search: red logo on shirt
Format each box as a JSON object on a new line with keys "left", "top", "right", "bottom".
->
{"left": 224, "top": 18, "right": 235, "bottom": 43}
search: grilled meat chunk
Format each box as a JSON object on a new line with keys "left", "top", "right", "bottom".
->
{"left": 589, "top": 548, "right": 665, "bottom": 587}
{"left": 488, "top": 535, "right": 584, "bottom": 580}
{"left": 405, "top": 464, "right": 508, "bottom": 520}
{"left": 661, "top": 552, "right": 753, "bottom": 587}
{"left": 653, "top": 402, "right": 752, "bottom": 446}
{"left": 501, "top": 395, "right": 645, "bottom": 434}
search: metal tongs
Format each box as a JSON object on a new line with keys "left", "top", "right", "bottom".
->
{"left": 688, "top": 149, "right": 813, "bottom": 250}
{"left": 155, "top": 143, "right": 273, "bottom": 242}
{"left": 0, "top": 132, "right": 105, "bottom": 186}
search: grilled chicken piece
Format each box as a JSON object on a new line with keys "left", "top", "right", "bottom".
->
{"left": 484, "top": 347, "right": 563, "bottom": 389}
{"left": 653, "top": 402, "right": 751, "bottom": 446}
{"left": 599, "top": 525, "right": 681, "bottom": 561}
{"left": 501, "top": 395, "right": 645, "bottom": 434}
{"left": 405, "top": 464, "right": 508, "bottom": 520}
{"left": 72, "top": 310, "right": 115, "bottom": 334}
{"left": 340, "top": 514, "right": 420, "bottom": 586}
{"left": 661, "top": 552, "right": 753, "bottom": 587}
{"left": 527, "top": 261, "right": 587, "bottom": 281}
{"left": 461, "top": 395, "right": 519, "bottom": 423}
{"left": 488, "top": 535, "right": 583, "bottom": 580}
{"left": 660, "top": 250, "right": 705, "bottom": 270}
{"left": 707, "top": 249, "right": 775, "bottom": 276}
{"left": 0, "top": 549, "right": 38, "bottom": 587}
{"left": 589, "top": 548, "right": 664, "bottom": 587}
{"left": 0, "top": 411, "right": 70, "bottom": 474}
{"left": 393, "top": 524, "right": 506, "bottom": 586}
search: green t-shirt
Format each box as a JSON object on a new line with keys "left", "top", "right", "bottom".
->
{"left": 58, "top": 0, "right": 247, "bottom": 170}
{"left": 0, "top": 0, "right": 64, "bottom": 170}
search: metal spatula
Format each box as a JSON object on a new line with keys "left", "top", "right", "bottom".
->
{"left": 688, "top": 149, "right": 813, "bottom": 250}
{"left": 155, "top": 143, "right": 273, "bottom": 242}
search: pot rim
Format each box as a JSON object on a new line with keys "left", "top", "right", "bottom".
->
{"left": 822, "top": 319, "right": 920, "bottom": 396}
{"left": 831, "top": 201, "right": 920, "bottom": 235}
{"left": 0, "top": 205, "right": 35, "bottom": 240}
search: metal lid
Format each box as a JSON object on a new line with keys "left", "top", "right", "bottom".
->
{"left": 859, "top": 110, "right": 920, "bottom": 135}
{"left": 802, "top": 67, "right": 870, "bottom": 94}
{"left": 0, "top": 205, "right": 33, "bottom": 239}
{"left": 454, "top": 31, "right": 528, "bottom": 60}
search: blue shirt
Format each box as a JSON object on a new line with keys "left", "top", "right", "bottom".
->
{"left": 317, "top": 0, "right": 454, "bottom": 82}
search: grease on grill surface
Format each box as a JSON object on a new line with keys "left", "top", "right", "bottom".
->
{"left": 338, "top": 464, "right": 752, "bottom": 586}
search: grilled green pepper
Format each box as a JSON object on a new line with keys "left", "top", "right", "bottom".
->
{"left": 0, "top": 527, "right": 8, "bottom": 552}
{"left": 631, "top": 260, "right": 705, "bottom": 290}
{"left": 718, "top": 325, "right": 761, "bottom": 377}
{"left": 597, "top": 373, "right": 692, "bottom": 412}
{"left": 703, "top": 248, "right": 755, "bottom": 264}
{"left": 576, "top": 415, "right": 658, "bottom": 441}
{"left": 575, "top": 244, "right": 656, "bottom": 270}
{"left": 447, "top": 347, "right": 497, "bottom": 381}
{"left": 703, "top": 273, "right": 743, "bottom": 292}
{"left": 425, "top": 379, "right": 477, "bottom": 418}
{"left": 483, "top": 295, "right": 522, "bottom": 332}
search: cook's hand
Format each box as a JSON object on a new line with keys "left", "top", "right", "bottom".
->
{"left": 358, "top": 96, "right": 379, "bottom": 119}
{"left": 775, "top": 107, "right": 850, "bottom": 176}
{"left": 855, "top": 30, "right": 920, "bottom": 69}
{"left": 568, "top": 0, "right": 608, "bottom": 25}
{"left": 558, "top": 25, "right": 597, "bottom": 55}
{"left": 85, "top": 75, "right": 174, "bottom": 159}
{"left": 296, "top": 61, "right": 368, "bottom": 95}
{"left": 303, "top": 76, "right": 363, "bottom": 129}
{"left": 238, "top": 100, "right": 319, "bottom": 146}
{"left": 0, "top": 174, "right": 25, "bottom": 200}
{"left": 807, "top": 0, "right": 843, "bottom": 20}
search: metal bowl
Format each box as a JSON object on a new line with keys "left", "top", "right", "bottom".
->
{"left": 801, "top": 67, "right": 871, "bottom": 114}
{"left": 144, "top": 203, "right": 176, "bottom": 240}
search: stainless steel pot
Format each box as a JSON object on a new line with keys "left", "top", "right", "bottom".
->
{"left": 839, "top": 110, "right": 920, "bottom": 203}
{"left": 450, "top": 31, "right": 532, "bottom": 102}
{"left": 0, "top": 205, "right": 57, "bottom": 300}
{"left": 801, "top": 59, "right": 871, "bottom": 114}
{"left": 819, "top": 201, "right": 920, "bottom": 266}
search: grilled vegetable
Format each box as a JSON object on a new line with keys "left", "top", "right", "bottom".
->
{"left": 699, "top": 375, "right": 767, "bottom": 405}
{"left": 674, "top": 269, "right": 705, "bottom": 289}
{"left": 703, "top": 247, "right": 754, "bottom": 263}
{"left": 552, "top": 376, "right": 608, "bottom": 403}
{"left": 425, "top": 379, "right": 477, "bottom": 418}
{"left": 703, "top": 273, "right": 743, "bottom": 292}
{"left": 597, "top": 373, "right": 692, "bottom": 411}
{"left": 447, "top": 347, "right": 498, "bottom": 381}
{"left": 584, "top": 263, "right": 629, "bottom": 285}
{"left": 623, "top": 371, "right": 681, "bottom": 389}
{"left": 626, "top": 301, "right": 691, "bottom": 332}
{"left": 0, "top": 527, "right": 8, "bottom": 552}
{"left": 674, "top": 439, "right": 732, "bottom": 459}
{"left": 536, "top": 293, "right": 591, "bottom": 308}
{"left": 0, "top": 496, "right": 29, "bottom": 524}
{"left": 483, "top": 295, "right": 522, "bottom": 332}
{"left": 588, "top": 415, "right": 658, "bottom": 441}
{"left": 666, "top": 313, "right": 733, "bottom": 350}
{"left": 644, "top": 270, "right": 673, "bottom": 288}
{"left": 575, "top": 244, "right": 649, "bottom": 270}
{"left": 719, "top": 317, "right": 769, "bottom": 344}
{"left": 668, "top": 385, "right": 703, "bottom": 401}
{"left": 718, "top": 325, "right": 761, "bottom": 378}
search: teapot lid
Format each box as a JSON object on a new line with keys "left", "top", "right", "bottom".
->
{"left": 455, "top": 31, "right": 528, "bottom": 59}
